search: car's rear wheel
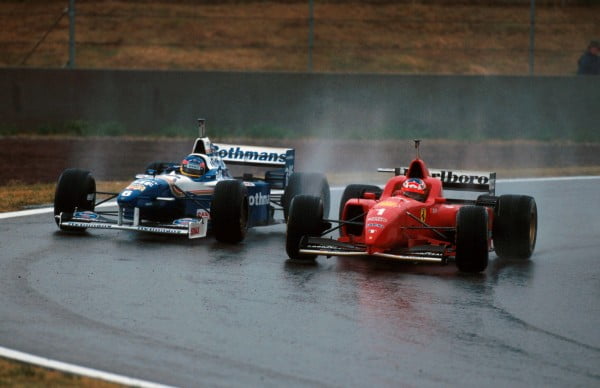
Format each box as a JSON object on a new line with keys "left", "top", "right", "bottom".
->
{"left": 211, "top": 180, "right": 248, "bottom": 243}
{"left": 455, "top": 206, "right": 489, "bottom": 273}
{"left": 53, "top": 168, "right": 96, "bottom": 231}
{"left": 493, "top": 195, "right": 537, "bottom": 259}
{"left": 282, "top": 172, "right": 330, "bottom": 220}
{"left": 286, "top": 195, "right": 324, "bottom": 261}
{"left": 338, "top": 184, "right": 382, "bottom": 219}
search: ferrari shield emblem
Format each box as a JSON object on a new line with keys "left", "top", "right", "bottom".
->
{"left": 420, "top": 208, "right": 427, "bottom": 222}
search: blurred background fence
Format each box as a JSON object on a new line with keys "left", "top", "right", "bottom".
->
{"left": 1, "top": 0, "right": 599, "bottom": 75}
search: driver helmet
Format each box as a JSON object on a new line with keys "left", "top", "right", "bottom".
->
{"left": 401, "top": 178, "right": 427, "bottom": 201}
{"left": 180, "top": 154, "right": 206, "bottom": 178}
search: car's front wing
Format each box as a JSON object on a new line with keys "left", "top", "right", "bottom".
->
{"left": 57, "top": 209, "right": 208, "bottom": 239}
{"left": 299, "top": 237, "right": 448, "bottom": 264}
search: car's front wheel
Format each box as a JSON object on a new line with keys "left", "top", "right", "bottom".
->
{"left": 53, "top": 168, "right": 96, "bottom": 231}
{"left": 455, "top": 206, "right": 489, "bottom": 273}
{"left": 286, "top": 195, "right": 324, "bottom": 261}
{"left": 211, "top": 180, "right": 248, "bottom": 244}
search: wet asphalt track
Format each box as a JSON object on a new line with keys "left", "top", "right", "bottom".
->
{"left": 1, "top": 178, "right": 599, "bottom": 387}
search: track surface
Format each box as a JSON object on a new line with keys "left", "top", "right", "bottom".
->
{"left": 1, "top": 179, "right": 599, "bottom": 387}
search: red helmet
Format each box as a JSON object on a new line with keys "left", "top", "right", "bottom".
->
{"left": 401, "top": 178, "right": 427, "bottom": 201}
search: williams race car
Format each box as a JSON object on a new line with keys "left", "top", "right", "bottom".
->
{"left": 285, "top": 140, "right": 537, "bottom": 273}
{"left": 54, "top": 119, "right": 330, "bottom": 243}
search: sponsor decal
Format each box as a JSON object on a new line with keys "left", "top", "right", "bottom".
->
{"left": 189, "top": 220, "right": 208, "bottom": 239}
{"left": 63, "top": 222, "right": 113, "bottom": 229}
{"left": 367, "top": 217, "right": 388, "bottom": 223}
{"left": 127, "top": 179, "right": 160, "bottom": 190}
{"left": 213, "top": 144, "right": 288, "bottom": 164}
{"left": 196, "top": 210, "right": 211, "bottom": 219}
{"left": 389, "top": 168, "right": 491, "bottom": 186}
{"left": 430, "top": 170, "right": 489, "bottom": 185}
{"left": 74, "top": 211, "right": 99, "bottom": 220}
{"left": 378, "top": 200, "right": 398, "bottom": 208}
{"left": 126, "top": 184, "right": 146, "bottom": 192}
{"left": 420, "top": 208, "right": 427, "bottom": 223}
{"left": 367, "top": 223, "right": 384, "bottom": 228}
{"left": 137, "top": 226, "right": 184, "bottom": 235}
{"left": 248, "top": 192, "right": 270, "bottom": 207}
{"left": 173, "top": 218, "right": 195, "bottom": 226}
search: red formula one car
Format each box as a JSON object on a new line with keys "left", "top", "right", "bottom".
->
{"left": 285, "top": 141, "right": 537, "bottom": 273}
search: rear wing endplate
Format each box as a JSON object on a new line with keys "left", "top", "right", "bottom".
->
{"left": 378, "top": 167, "right": 496, "bottom": 195}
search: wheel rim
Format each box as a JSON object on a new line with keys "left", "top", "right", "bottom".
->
{"left": 528, "top": 206, "right": 537, "bottom": 250}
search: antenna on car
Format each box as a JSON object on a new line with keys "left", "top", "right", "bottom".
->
{"left": 414, "top": 139, "right": 421, "bottom": 159}
{"left": 198, "top": 118, "right": 206, "bottom": 137}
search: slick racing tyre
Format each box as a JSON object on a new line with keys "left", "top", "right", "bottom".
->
{"left": 455, "top": 206, "right": 489, "bottom": 273}
{"left": 338, "top": 184, "right": 383, "bottom": 219}
{"left": 53, "top": 168, "right": 96, "bottom": 231}
{"left": 286, "top": 195, "right": 324, "bottom": 261}
{"left": 211, "top": 180, "right": 249, "bottom": 244}
{"left": 282, "top": 172, "right": 330, "bottom": 221}
{"left": 492, "top": 195, "right": 537, "bottom": 259}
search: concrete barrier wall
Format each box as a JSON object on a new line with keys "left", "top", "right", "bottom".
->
{"left": 1, "top": 68, "right": 598, "bottom": 140}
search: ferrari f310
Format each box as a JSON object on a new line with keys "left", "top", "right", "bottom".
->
{"left": 285, "top": 140, "right": 537, "bottom": 273}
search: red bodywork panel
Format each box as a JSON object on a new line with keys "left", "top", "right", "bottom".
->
{"left": 339, "top": 158, "right": 493, "bottom": 257}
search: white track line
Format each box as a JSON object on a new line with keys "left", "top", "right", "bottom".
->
{"left": 0, "top": 345, "right": 174, "bottom": 388}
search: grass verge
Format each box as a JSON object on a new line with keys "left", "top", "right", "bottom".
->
{"left": 0, "top": 181, "right": 128, "bottom": 213}
{"left": 0, "top": 357, "right": 123, "bottom": 387}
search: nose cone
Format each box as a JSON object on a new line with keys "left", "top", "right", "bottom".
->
{"left": 117, "top": 178, "right": 164, "bottom": 206}
{"left": 117, "top": 188, "right": 142, "bottom": 205}
{"left": 364, "top": 197, "right": 410, "bottom": 249}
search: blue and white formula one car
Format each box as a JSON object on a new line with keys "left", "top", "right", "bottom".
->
{"left": 53, "top": 119, "right": 330, "bottom": 243}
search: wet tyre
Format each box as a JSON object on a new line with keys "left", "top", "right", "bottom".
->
{"left": 455, "top": 206, "right": 489, "bottom": 273}
{"left": 493, "top": 195, "right": 537, "bottom": 259}
{"left": 53, "top": 168, "right": 96, "bottom": 231}
{"left": 286, "top": 195, "right": 324, "bottom": 261}
{"left": 211, "top": 180, "right": 248, "bottom": 243}
{"left": 282, "top": 172, "right": 330, "bottom": 220}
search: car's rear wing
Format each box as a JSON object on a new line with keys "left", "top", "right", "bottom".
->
{"left": 211, "top": 143, "right": 295, "bottom": 169}
{"left": 190, "top": 119, "right": 294, "bottom": 188}
{"left": 378, "top": 167, "right": 496, "bottom": 195}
